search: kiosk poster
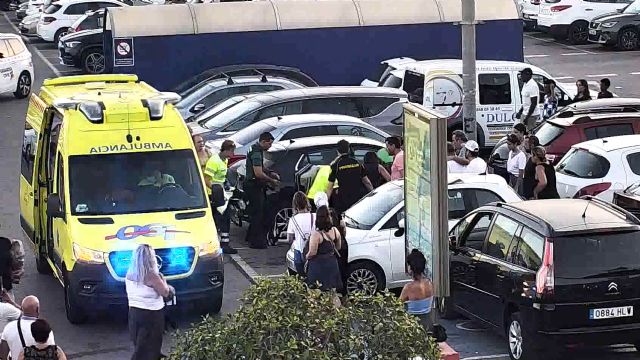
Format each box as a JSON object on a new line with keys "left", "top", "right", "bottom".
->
{"left": 403, "top": 102, "right": 449, "bottom": 296}
{"left": 404, "top": 105, "right": 432, "bottom": 276}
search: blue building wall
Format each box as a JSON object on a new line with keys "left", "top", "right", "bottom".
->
{"left": 105, "top": 20, "right": 523, "bottom": 90}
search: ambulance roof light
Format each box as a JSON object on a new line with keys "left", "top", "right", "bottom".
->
{"left": 141, "top": 92, "right": 181, "bottom": 121}
{"left": 78, "top": 101, "right": 105, "bottom": 124}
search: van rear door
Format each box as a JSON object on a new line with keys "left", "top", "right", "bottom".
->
{"left": 20, "top": 94, "right": 46, "bottom": 240}
{"left": 549, "top": 231, "right": 640, "bottom": 330}
{"left": 477, "top": 71, "right": 516, "bottom": 146}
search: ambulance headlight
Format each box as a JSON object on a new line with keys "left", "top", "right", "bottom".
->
{"left": 78, "top": 101, "right": 104, "bottom": 124}
{"left": 141, "top": 99, "right": 166, "bottom": 121}
{"left": 199, "top": 240, "right": 221, "bottom": 257}
{"left": 72, "top": 243, "right": 105, "bottom": 264}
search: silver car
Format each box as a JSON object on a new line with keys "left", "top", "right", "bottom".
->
{"left": 206, "top": 113, "right": 390, "bottom": 155}
{"left": 188, "top": 86, "right": 408, "bottom": 141}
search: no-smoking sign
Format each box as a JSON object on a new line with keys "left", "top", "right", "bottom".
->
{"left": 113, "top": 38, "right": 134, "bottom": 67}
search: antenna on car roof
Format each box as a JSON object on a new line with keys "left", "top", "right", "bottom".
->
{"left": 581, "top": 197, "right": 592, "bottom": 219}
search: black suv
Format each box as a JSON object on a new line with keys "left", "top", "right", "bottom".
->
{"left": 444, "top": 197, "right": 640, "bottom": 359}
{"left": 58, "top": 10, "right": 105, "bottom": 74}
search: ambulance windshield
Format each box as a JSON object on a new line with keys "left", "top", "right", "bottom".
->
{"left": 69, "top": 150, "right": 207, "bottom": 215}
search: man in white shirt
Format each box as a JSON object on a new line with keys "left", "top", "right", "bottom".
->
{"left": 0, "top": 296, "right": 54, "bottom": 360}
{"left": 449, "top": 141, "right": 487, "bottom": 174}
{"left": 0, "top": 292, "right": 21, "bottom": 334}
{"left": 447, "top": 142, "right": 467, "bottom": 173}
{"left": 516, "top": 68, "right": 540, "bottom": 132}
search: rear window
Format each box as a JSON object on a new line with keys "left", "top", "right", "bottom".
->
{"left": 627, "top": 152, "right": 640, "bottom": 175}
{"left": 379, "top": 74, "right": 403, "bottom": 89}
{"left": 555, "top": 232, "right": 640, "bottom": 279}
{"left": 557, "top": 148, "right": 610, "bottom": 179}
{"left": 44, "top": 4, "right": 61, "bottom": 13}
{"left": 534, "top": 122, "right": 565, "bottom": 146}
{"left": 584, "top": 123, "right": 634, "bottom": 141}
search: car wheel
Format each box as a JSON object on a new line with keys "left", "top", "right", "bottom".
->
{"left": 82, "top": 48, "right": 105, "bottom": 74}
{"left": 617, "top": 28, "right": 639, "bottom": 51}
{"left": 13, "top": 71, "right": 31, "bottom": 99}
{"left": 63, "top": 270, "right": 88, "bottom": 324}
{"left": 507, "top": 312, "right": 538, "bottom": 360}
{"left": 346, "top": 261, "right": 385, "bottom": 295}
{"left": 568, "top": 21, "right": 588, "bottom": 45}
{"left": 197, "top": 293, "right": 223, "bottom": 315}
{"left": 436, "top": 296, "right": 458, "bottom": 319}
{"left": 54, "top": 28, "right": 70, "bottom": 44}
{"left": 271, "top": 207, "right": 293, "bottom": 242}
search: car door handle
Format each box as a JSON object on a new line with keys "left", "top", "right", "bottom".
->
{"left": 585, "top": 8, "right": 593, "bottom": 10}
{"left": 497, "top": 274, "right": 506, "bottom": 279}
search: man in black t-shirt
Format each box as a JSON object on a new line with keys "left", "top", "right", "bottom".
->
{"left": 521, "top": 135, "right": 540, "bottom": 199}
{"left": 326, "top": 140, "right": 373, "bottom": 215}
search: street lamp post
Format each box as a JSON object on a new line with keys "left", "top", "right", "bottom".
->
{"left": 461, "top": 0, "right": 477, "bottom": 142}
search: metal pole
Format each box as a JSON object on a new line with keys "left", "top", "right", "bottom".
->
{"left": 461, "top": 0, "right": 477, "bottom": 142}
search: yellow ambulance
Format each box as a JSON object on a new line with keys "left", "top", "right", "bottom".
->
{"left": 19, "top": 74, "right": 223, "bottom": 324}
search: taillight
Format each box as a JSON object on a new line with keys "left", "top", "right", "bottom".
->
{"left": 227, "top": 154, "right": 246, "bottom": 167}
{"left": 536, "top": 238, "right": 554, "bottom": 297}
{"left": 41, "top": 16, "right": 55, "bottom": 24}
{"left": 574, "top": 182, "right": 611, "bottom": 198}
{"left": 551, "top": 5, "right": 572, "bottom": 11}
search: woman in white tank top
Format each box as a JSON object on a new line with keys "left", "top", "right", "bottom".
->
{"left": 125, "top": 244, "right": 174, "bottom": 360}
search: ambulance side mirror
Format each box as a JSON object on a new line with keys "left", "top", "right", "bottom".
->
{"left": 394, "top": 218, "right": 405, "bottom": 237}
{"left": 46, "top": 194, "right": 64, "bottom": 219}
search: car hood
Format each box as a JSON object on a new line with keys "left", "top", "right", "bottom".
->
{"left": 61, "top": 29, "right": 102, "bottom": 42}
{"left": 593, "top": 12, "right": 639, "bottom": 23}
{"left": 21, "top": 14, "right": 41, "bottom": 24}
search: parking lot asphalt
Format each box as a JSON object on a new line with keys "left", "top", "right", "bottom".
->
{"left": 523, "top": 30, "right": 640, "bottom": 96}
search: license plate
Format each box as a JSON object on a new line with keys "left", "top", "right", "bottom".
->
{"left": 589, "top": 306, "right": 633, "bottom": 320}
{"left": 589, "top": 29, "right": 597, "bottom": 35}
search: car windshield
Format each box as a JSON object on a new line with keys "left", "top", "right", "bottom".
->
{"left": 199, "top": 100, "right": 262, "bottom": 130}
{"left": 69, "top": 150, "right": 207, "bottom": 216}
{"left": 44, "top": 3, "right": 61, "bottom": 13}
{"left": 557, "top": 148, "right": 610, "bottom": 179}
{"left": 229, "top": 122, "right": 277, "bottom": 146}
{"left": 343, "top": 182, "right": 403, "bottom": 230}
{"left": 555, "top": 232, "right": 640, "bottom": 279}
{"left": 623, "top": 0, "right": 640, "bottom": 13}
{"left": 534, "top": 121, "right": 565, "bottom": 146}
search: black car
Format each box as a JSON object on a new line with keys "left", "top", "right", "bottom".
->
{"left": 227, "top": 135, "right": 384, "bottom": 242}
{"left": 613, "top": 182, "right": 640, "bottom": 218}
{"left": 444, "top": 197, "right": 640, "bottom": 360}
{"left": 588, "top": 0, "right": 640, "bottom": 50}
{"left": 59, "top": 29, "right": 104, "bottom": 74}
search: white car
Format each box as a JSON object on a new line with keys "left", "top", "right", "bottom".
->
{"left": 206, "top": 114, "right": 389, "bottom": 157}
{"left": 360, "top": 57, "right": 415, "bottom": 87}
{"left": 537, "top": 0, "right": 633, "bottom": 44}
{"left": 37, "top": 0, "right": 126, "bottom": 43}
{"left": 556, "top": 134, "right": 640, "bottom": 202}
{"left": 19, "top": 13, "right": 42, "bottom": 37}
{"left": 286, "top": 175, "right": 522, "bottom": 293}
{"left": 0, "top": 34, "right": 34, "bottom": 99}
{"left": 521, "top": 0, "right": 540, "bottom": 30}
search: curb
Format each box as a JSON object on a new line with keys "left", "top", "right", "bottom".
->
{"left": 439, "top": 342, "right": 459, "bottom": 360}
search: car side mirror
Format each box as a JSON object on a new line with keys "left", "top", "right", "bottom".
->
{"left": 192, "top": 103, "right": 205, "bottom": 113}
{"left": 617, "top": 8, "right": 623, "bottom": 13}
{"left": 394, "top": 218, "right": 405, "bottom": 237}
{"left": 46, "top": 193, "right": 64, "bottom": 219}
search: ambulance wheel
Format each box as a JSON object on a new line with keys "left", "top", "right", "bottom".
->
{"left": 13, "top": 71, "right": 30, "bottom": 99}
{"left": 63, "top": 270, "right": 88, "bottom": 324}
{"left": 35, "top": 254, "right": 52, "bottom": 275}
{"left": 199, "top": 294, "right": 223, "bottom": 315}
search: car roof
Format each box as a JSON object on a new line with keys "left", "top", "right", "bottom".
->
{"left": 0, "top": 33, "right": 23, "bottom": 40}
{"left": 261, "top": 114, "right": 368, "bottom": 127}
{"left": 571, "top": 134, "right": 640, "bottom": 153}
{"left": 560, "top": 98, "right": 640, "bottom": 112}
{"left": 492, "top": 199, "right": 640, "bottom": 236}
{"left": 448, "top": 174, "right": 509, "bottom": 186}
{"left": 548, "top": 112, "right": 640, "bottom": 127}
{"left": 53, "top": 0, "right": 118, "bottom": 5}
{"left": 247, "top": 86, "right": 407, "bottom": 105}
{"left": 405, "top": 59, "right": 548, "bottom": 75}
{"left": 205, "top": 75, "right": 304, "bottom": 87}
{"left": 270, "top": 135, "right": 384, "bottom": 152}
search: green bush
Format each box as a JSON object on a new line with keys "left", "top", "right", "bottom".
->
{"left": 169, "top": 276, "right": 440, "bottom": 360}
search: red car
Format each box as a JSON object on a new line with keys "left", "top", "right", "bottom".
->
{"left": 489, "top": 99, "right": 640, "bottom": 177}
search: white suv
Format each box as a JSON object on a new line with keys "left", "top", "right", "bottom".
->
{"left": 37, "top": 0, "right": 126, "bottom": 43}
{"left": 556, "top": 134, "right": 640, "bottom": 202}
{"left": 286, "top": 175, "right": 522, "bottom": 293}
{"left": 522, "top": 0, "right": 541, "bottom": 30}
{"left": 0, "top": 34, "right": 34, "bottom": 99}
{"left": 538, "top": 0, "right": 633, "bottom": 44}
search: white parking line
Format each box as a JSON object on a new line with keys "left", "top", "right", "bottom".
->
{"left": 586, "top": 73, "right": 618, "bottom": 77}
{"left": 2, "top": 12, "right": 20, "bottom": 33}
{"left": 630, "top": 72, "right": 640, "bottom": 75}
{"left": 461, "top": 355, "right": 510, "bottom": 360}
{"left": 524, "top": 34, "right": 597, "bottom": 54}
{"left": 524, "top": 55, "right": 549, "bottom": 58}
{"left": 561, "top": 52, "right": 587, "bottom": 56}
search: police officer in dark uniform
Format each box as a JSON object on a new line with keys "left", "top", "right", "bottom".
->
{"left": 244, "top": 132, "right": 279, "bottom": 249}
{"left": 326, "top": 139, "right": 374, "bottom": 216}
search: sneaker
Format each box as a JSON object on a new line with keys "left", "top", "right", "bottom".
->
{"left": 222, "top": 244, "right": 238, "bottom": 254}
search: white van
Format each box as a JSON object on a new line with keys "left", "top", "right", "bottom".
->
{"left": 400, "top": 59, "right": 575, "bottom": 148}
